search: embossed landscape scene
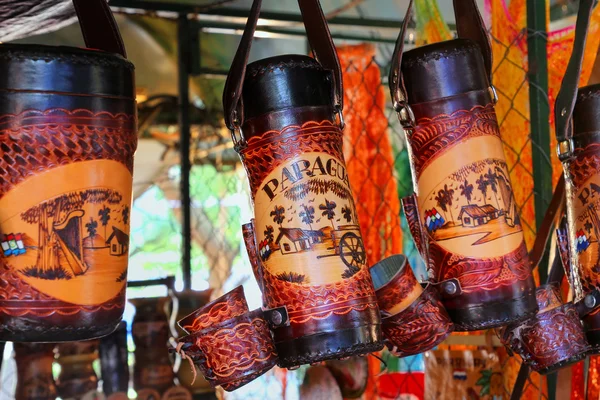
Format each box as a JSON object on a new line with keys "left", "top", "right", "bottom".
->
{"left": 255, "top": 154, "right": 367, "bottom": 285}
{"left": 1, "top": 188, "right": 130, "bottom": 305}
{"left": 421, "top": 158, "right": 524, "bottom": 258}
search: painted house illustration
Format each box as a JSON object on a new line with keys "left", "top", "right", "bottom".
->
{"left": 275, "top": 228, "right": 325, "bottom": 255}
{"left": 106, "top": 227, "right": 129, "bottom": 256}
{"left": 457, "top": 204, "right": 500, "bottom": 227}
{"left": 576, "top": 229, "right": 591, "bottom": 253}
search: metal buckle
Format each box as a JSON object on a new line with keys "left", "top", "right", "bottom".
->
{"left": 557, "top": 138, "right": 574, "bottom": 162}
{"left": 433, "top": 278, "right": 462, "bottom": 298}
{"left": 489, "top": 86, "right": 499, "bottom": 105}
{"left": 334, "top": 105, "right": 345, "bottom": 130}
{"left": 230, "top": 111, "right": 246, "bottom": 150}
{"left": 263, "top": 306, "right": 289, "bottom": 328}
{"left": 576, "top": 288, "right": 600, "bottom": 317}
{"left": 393, "top": 100, "right": 416, "bottom": 129}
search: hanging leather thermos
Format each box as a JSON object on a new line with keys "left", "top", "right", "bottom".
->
{"left": 555, "top": 0, "right": 600, "bottom": 353}
{"left": 393, "top": 0, "right": 537, "bottom": 331}
{"left": 225, "top": 0, "right": 382, "bottom": 367}
{"left": 562, "top": 84, "right": 600, "bottom": 350}
{"left": 0, "top": 0, "right": 136, "bottom": 342}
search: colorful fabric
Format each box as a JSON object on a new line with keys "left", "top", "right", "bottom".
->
{"left": 338, "top": 43, "right": 404, "bottom": 269}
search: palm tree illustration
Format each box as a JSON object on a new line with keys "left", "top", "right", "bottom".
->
{"left": 122, "top": 206, "right": 130, "bottom": 225}
{"left": 270, "top": 205, "right": 285, "bottom": 228}
{"left": 319, "top": 199, "right": 337, "bottom": 230}
{"left": 434, "top": 190, "right": 449, "bottom": 221}
{"left": 264, "top": 225, "right": 275, "bottom": 243}
{"left": 586, "top": 220, "right": 594, "bottom": 240}
{"left": 485, "top": 168, "right": 501, "bottom": 210}
{"left": 86, "top": 218, "right": 98, "bottom": 239}
{"left": 459, "top": 179, "right": 474, "bottom": 205}
{"left": 341, "top": 206, "right": 353, "bottom": 223}
{"left": 476, "top": 174, "right": 489, "bottom": 205}
{"left": 439, "top": 185, "right": 455, "bottom": 221}
{"left": 299, "top": 204, "right": 315, "bottom": 230}
{"left": 98, "top": 206, "right": 111, "bottom": 239}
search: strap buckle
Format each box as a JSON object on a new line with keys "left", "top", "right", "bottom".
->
{"left": 489, "top": 86, "right": 499, "bottom": 105}
{"left": 557, "top": 138, "right": 574, "bottom": 162}
{"left": 230, "top": 110, "right": 246, "bottom": 150}
{"left": 393, "top": 100, "right": 416, "bottom": 129}
{"left": 334, "top": 105, "right": 345, "bottom": 130}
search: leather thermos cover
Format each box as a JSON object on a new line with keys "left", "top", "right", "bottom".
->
{"left": 394, "top": 1, "right": 536, "bottom": 331}
{"left": 0, "top": 0, "right": 137, "bottom": 342}
{"left": 227, "top": 0, "right": 382, "bottom": 368}
{"left": 562, "top": 83, "right": 600, "bottom": 351}
{"left": 237, "top": 56, "right": 382, "bottom": 367}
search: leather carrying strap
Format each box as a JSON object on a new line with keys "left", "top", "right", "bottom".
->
{"left": 555, "top": 0, "right": 594, "bottom": 158}
{"left": 73, "top": 0, "right": 127, "bottom": 58}
{"left": 223, "top": 0, "right": 342, "bottom": 132}
{"left": 389, "top": 0, "right": 492, "bottom": 118}
{"left": 528, "top": 175, "right": 565, "bottom": 270}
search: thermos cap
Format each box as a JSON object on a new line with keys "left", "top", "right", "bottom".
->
{"left": 0, "top": 44, "right": 135, "bottom": 99}
{"left": 401, "top": 38, "right": 489, "bottom": 104}
{"left": 574, "top": 83, "right": 600, "bottom": 135}
{"left": 241, "top": 54, "right": 333, "bottom": 122}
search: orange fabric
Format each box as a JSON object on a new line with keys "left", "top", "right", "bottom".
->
{"left": 338, "top": 43, "right": 403, "bottom": 269}
{"left": 547, "top": 9, "right": 600, "bottom": 183}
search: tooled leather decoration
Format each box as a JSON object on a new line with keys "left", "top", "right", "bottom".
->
{"left": 239, "top": 120, "right": 344, "bottom": 195}
{"left": 0, "top": 109, "right": 136, "bottom": 195}
{"left": 180, "top": 292, "right": 248, "bottom": 333}
{"left": 518, "top": 305, "right": 588, "bottom": 371}
{"left": 382, "top": 286, "right": 452, "bottom": 356}
{"left": 260, "top": 266, "right": 377, "bottom": 324}
{"left": 409, "top": 104, "right": 499, "bottom": 179}
{"left": 428, "top": 241, "right": 531, "bottom": 293}
{"left": 0, "top": 262, "right": 124, "bottom": 317}
{"left": 376, "top": 270, "right": 419, "bottom": 312}
{"left": 195, "top": 315, "right": 277, "bottom": 386}
{"left": 565, "top": 143, "right": 600, "bottom": 187}
{"left": 535, "top": 287, "right": 562, "bottom": 312}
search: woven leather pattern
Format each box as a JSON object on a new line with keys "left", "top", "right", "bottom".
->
{"left": 0, "top": 109, "right": 136, "bottom": 197}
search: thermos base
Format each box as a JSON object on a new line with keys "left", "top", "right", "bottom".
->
{"left": 275, "top": 324, "right": 383, "bottom": 368}
{"left": 0, "top": 317, "right": 121, "bottom": 342}
{"left": 448, "top": 290, "right": 538, "bottom": 331}
{"left": 534, "top": 352, "right": 588, "bottom": 375}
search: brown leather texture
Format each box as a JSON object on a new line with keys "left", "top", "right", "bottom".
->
{"left": 181, "top": 308, "right": 278, "bottom": 392}
{"left": 223, "top": 0, "right": 342, "bottom": 131}
{"left": 239, "top": 116, "right": 382, "bottom": 366}
{"left": 381, "top": 284, "right": 453, "bottom": 357}
{"left": 0, "top": 2, "right": 136, "bottom": 342}
{"left": 402, "top": 101, "right": 536, "bottom": 331}
{"left": 177, "top": 285, "right": 248, "bottom": 334}
{"left": 370, "top": 254, "right": 422, "bottom": 315}
{"left": 499, "top": 285, "right": 589, "bottom": 374}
